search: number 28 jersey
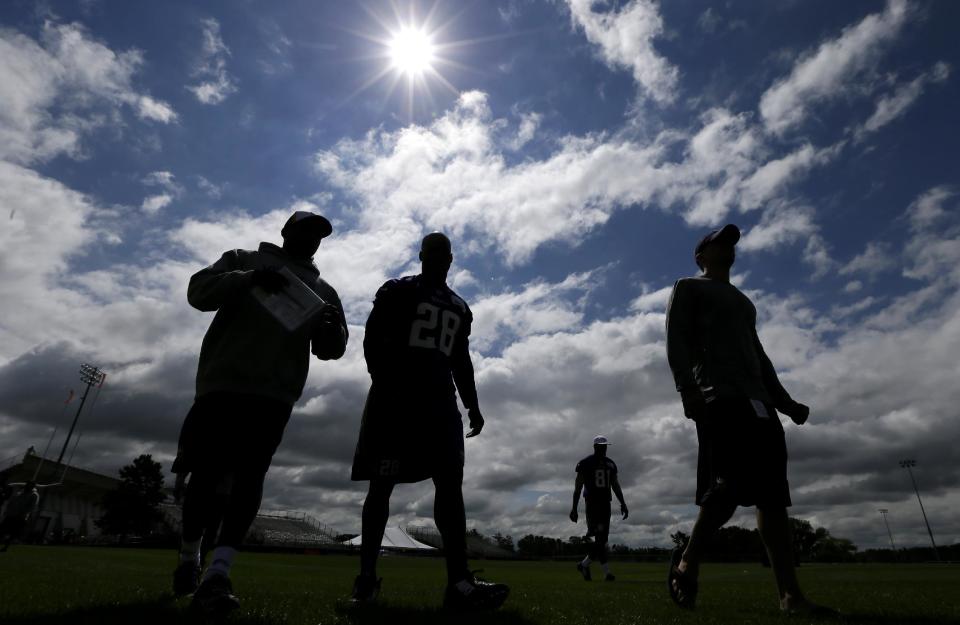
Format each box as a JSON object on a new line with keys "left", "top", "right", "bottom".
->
{"left": 363, "top": 275, "right": 479, "bottom": 413}
{"left": 576, "top": 455, "right": 618, "bottom": 502}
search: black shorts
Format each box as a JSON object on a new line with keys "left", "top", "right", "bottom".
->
{"left": 173, "top": 391, "right": 292, "bottom": 478}
{"left": 351, "top": 382, "right": 464, "bottom": 484}
{"left": 695, "top": 396, "right": 791, "bottom": 508}
{"left": 585, "top": 500, "right": 611, "bottom": 540}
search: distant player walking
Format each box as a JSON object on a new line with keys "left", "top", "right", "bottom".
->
{"left": 0, "top": 481, "right": 38, "bottom": 551}
{"left": 664, "top": 224, "right": 836, "bottom": 616}
{"left": 570, "top": 436, "right": 628, "bottom": 581}
{"left": 171, "top": 211, "right": 348, "bottom": 616}
{"left": 350, "top": 232, "right": 509, "bottom": 611}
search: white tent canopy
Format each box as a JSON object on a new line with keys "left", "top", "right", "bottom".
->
{"left": 344, "top": 526, "right": 436, "bottom": 550}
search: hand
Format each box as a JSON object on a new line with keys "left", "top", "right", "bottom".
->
{"left": 465, "top": 408, "right": 484, "bottom": 438}
{"left": 780, "top": 400, "right": 810, "bottom": 425}
{"left": 569, "top": 509, "right": 578, "bottom": 523}
{"left": 251, "top": 267, "right": 289, "bottom": 293}
{"left": 680, "top": 388, "right": 707, "bottom": 420}
{"left": 620, "top": 503, "right": 629, "bottom": 520}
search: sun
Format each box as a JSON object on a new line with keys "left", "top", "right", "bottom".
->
{"left": 388, "top": 27, "right": 435, "bottom": 77}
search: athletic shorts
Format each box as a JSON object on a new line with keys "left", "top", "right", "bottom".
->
{"left": 173, "top": 391, "right": 292, "bottom": 478}
{"left": 695, "top": 396, "right": 791, "bottom": 508}
{"left": 351, "top": 382, "right": 464, "bottom": 484}
{"left": 585, "top": 500, "right": 611, "bottom": 540}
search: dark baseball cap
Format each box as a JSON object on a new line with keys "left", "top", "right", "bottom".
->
{"left": 281, "top": 210, "right": 332, "bottom": 239}
{"left": 694, "top": 224, "right": 740, "bottom": 264}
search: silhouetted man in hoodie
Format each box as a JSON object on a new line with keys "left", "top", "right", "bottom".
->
{"left": 172, "top": 211, "right": 348, "bottom": 616}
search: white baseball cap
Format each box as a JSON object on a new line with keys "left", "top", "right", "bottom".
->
{"left": 593, "top": 435, "right": 611, "bottom": 445}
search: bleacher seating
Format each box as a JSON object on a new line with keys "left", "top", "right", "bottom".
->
{"left": 160, "top": 504, "right": 341, "bottom": 548}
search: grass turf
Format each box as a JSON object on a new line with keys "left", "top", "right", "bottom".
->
{"left": 0, "top": 546, "right": 958, "bottom": 624}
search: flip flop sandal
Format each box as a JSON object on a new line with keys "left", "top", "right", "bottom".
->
{"left": 667, "top": 548, "right": 698, "bottom": 609}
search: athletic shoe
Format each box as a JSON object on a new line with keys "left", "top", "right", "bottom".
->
{"left": 577, "top": 562, "right": 592, "bottom": 581}
{"left": 350, "top": 575, "right": 382, "bottom": 604}
{"left": 172, "top": 561, "right": 201, "bottom": 597}
{"left": 604, "top": 573, "right": 616, "bottom": 582}
{"left": 443, "top": 573, "right": 510, "bottom": 612}
{"left": 191, "top": 574, "right": 240, "bottom": 617}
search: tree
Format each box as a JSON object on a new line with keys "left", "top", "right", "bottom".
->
{"left": 96, "top": 454, "right": 166, "bottom": 538}
{"left": 670, "top": 530, "right": 690, "bottom": 549}
{"left": 492, "top": 531, "right": 515, "bottom": 553}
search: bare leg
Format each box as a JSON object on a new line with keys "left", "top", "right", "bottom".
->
{"left": 359, "top": 479, "right": 394, "bottom": 579}
{"left": 756, "top": 506, "right": 807, "bottom": 609}
{"left": 679, "top": 501, "right": 737, "bottom": 580}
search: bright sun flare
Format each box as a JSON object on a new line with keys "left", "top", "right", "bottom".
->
{"left": 388, "top": 27, "right": 435, "bottom": 76}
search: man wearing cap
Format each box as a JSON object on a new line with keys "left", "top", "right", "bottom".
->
{"left": 171, "top": 210, "right": 348, "bottom": 615}
{"left": 570, "top": 436, "right": 628, "bottom": 582}
{"left": 664, "top": 224, "right": 835, "bottom": 616}
{"left": 349, "top": 232, "right": 509, "bottom": 611}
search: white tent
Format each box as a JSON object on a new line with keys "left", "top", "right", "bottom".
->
{"left": 344, "top": 526, "right": 436, "bottom": 550}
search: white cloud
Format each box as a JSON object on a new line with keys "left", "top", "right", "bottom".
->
{"left": 759, "top": 0, "right": 911, "bottom": 134}
{"left": 141, "top": 193, "right": 173, "bottom": 214}
{"left": 315, "top": 95, "right": 835, "bottom": 268}
{"left": 855, "top": 61, "right": 950, "bottom": 141}
{"left": 187, "top": 18, "right": 237, "bottom": 105}
{"left": 0, "top": 21, "right": 176, "bottom": 164}
{"left": 839, "top": 242, "right": 897, "bottom": 277}
{"left": 739, "top": 204, "right": 817, "bottom": 252}
{"left": 564, "top": 0, "right": 679, "bottom": 104}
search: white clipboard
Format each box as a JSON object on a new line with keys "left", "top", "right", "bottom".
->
{"left": 252, "top": 266, "right": 327, "bottom": 332}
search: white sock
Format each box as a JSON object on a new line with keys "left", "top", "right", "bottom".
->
{"left": 580, "top": 556, "right": 591, "bottom": 567}
{"left": 601, "top": 563, "right": 611, "bottom": 576}
{"left": 179, "top": 539, "right": 201, "bottom": 565}
{"left": 202, "top": 546, "right": 237, "bottom": 581}
{"left": 455, "top": 579, "right": 474, "bottom": 594}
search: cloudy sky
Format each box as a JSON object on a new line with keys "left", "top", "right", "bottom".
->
{"left": 1, "top": 0, "right": 958, "bottom": 550}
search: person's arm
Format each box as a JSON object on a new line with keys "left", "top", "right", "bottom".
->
{"left": 611, "top": 474, "right": 628, "bottom": 519}
{"left": 753, "top": 328, "right": 808, "bottom": 425}
{"left": 451, "top": 309, "right": 483, "bottom": 437}
{"left": 311, "top": 290, "right": 349, "bottom": 360}
{"left": 187, "top": 250, "right": 254, "bottom": 312}
{"left": 665, "top": 279, "right": 705, "bottom": 419}
{"left": 570, "top": 472, "right": 584, "bottom": 523}
{"left": 362, "top": 282, "right": 395, "bottom": 379}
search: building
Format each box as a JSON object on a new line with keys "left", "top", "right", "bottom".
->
{"left": 0, "top": 448, "right": 119, "bottom": 542}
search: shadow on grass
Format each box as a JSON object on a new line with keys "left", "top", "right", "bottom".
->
{"left": 336, "top": 601, "right": 536, "bottom": 625}
{"left": 839, "top": 614, "right": 960, "bottom": 625}
{"left": 0, "top": 596, "right": 285, "bottom": 625}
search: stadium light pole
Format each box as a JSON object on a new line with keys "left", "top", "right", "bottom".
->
{"left": 52, "top": 364, "right": 106, "bottom": 472}
{"left": 899, "top": 459, "right": 939, "bottom": 561}
{"left": 878, "top": 509, "right": 895, "bottom": 551}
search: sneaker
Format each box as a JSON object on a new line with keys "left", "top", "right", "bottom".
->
{"left": 191, "top": 574, "right": 240, "bottom": 617}
{"left": 604, "top": 573, "right": 616, "bottom": 582}
{"left": 172, "top": 561, "right": 201, "bottom": 597}
{"left": 577, "top": 562, "right": 592, "bottom": 581}
{"left": 443, "top": 573, "right": 509, "bottom": 612}
{"left": 350, "top": 575, "right": 382, "bottom": 604}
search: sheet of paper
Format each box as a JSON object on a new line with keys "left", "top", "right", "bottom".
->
{"left": 252, "top": 266, "right": 327, "bottom": 332}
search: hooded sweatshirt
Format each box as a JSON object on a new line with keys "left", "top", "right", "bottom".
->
{"left": 188, "top": 242, "right": 348, "bottom": 405}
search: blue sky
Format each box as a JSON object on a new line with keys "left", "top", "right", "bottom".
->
{"left": 1, "top": 0, "right": 959, "bottom": 550}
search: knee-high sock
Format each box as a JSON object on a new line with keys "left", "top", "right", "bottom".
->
{"left": 433, "top": 472, "right": 468, "bottom": 584}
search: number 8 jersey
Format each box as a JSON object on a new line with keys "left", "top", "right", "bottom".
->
{"left": 363, "top": 275, "right": 479, "bottom": 415}
{"left": 576, "top": 454, "right": 618, "bottom": 502}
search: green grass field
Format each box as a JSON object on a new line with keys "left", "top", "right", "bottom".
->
{"left": 0, "top": 547, "right": 957, "bottom": 625}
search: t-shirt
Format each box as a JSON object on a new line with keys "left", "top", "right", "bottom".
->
{"left": 665, "top": 276, "right": 791, "bottom": 406}
{"left": 363, "top": 275, "right": 479, "bottom": 413}
{"left": 576, "top": 454, "right": 618, "bottom": 503}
